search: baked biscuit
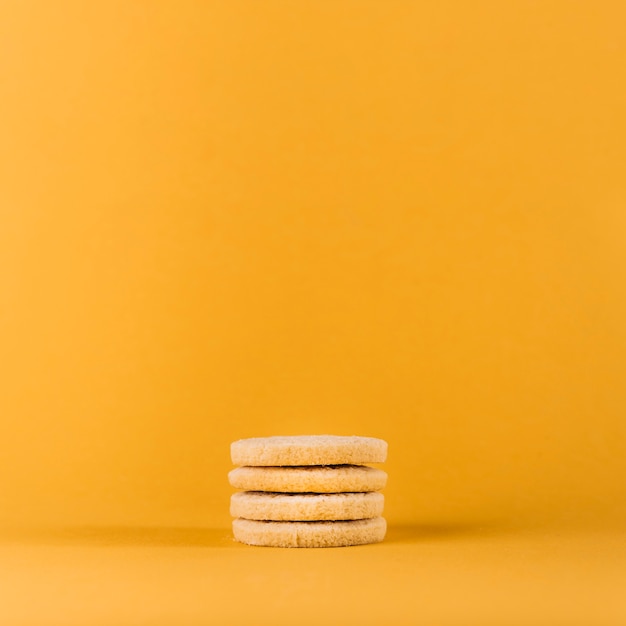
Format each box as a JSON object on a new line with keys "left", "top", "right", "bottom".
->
{"left": 232, "top": 517, "right": 387, "bottom": 548}
{"left": 231, "top": 491, "right": 384, "bottom": 521}
{"left": 228, "top": 464, "right": 387, "bottom": 493}
{"left": 231, "top": 435, "right": 387, "bottom": 467}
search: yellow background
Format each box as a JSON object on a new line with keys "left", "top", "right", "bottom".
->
{"left": 1, "top": 1, "right": 625, "bottom": 624}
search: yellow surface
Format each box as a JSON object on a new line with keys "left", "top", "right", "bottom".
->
{"left": 1, "top": 525, "right": 625, "bottom": 626}
{"left": 1, "top": 1, "right": 626, "bottom": 623}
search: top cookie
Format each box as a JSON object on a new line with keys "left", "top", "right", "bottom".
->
{"left": 231, "top": 435, "right": 387, "bottom": 466}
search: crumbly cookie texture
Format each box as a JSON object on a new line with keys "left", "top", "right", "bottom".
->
{"left": 228, "top": 464, "right": 387, "bottom": 493}
{"left": 231, "top": 435, "right": 388, "bottom": 466}
{"left": 232, "top": 517, "right": 387, "bottom": 548}
{"left": 231, "top": 491, "right": 384, "bottom": 521}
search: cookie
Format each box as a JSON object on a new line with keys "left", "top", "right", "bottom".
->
{"left": 231, "top": 491, "right": 384, "bottom": 521}
{"left": 231, "top": 435, "right": 387, "bottom": 467}
{"left": 228, "top": 464, "right": 387, "bottom": 493}
{"left": 232, "top": 517, "right": 387, "bottom": 548}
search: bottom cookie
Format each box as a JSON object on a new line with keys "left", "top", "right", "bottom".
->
{"left": 232, "top": 517, "right": 386, "bottom": 548}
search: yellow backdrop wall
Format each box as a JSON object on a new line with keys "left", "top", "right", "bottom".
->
{"left": 1, "top": 1, "right": 625, "bottom": 532}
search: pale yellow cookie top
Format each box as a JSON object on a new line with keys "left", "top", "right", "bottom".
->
{"left": 231, "top": 435, "right": 387, "bottom": 466}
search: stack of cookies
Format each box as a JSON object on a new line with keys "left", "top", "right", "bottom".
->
{"left": 229, "top": 435, "right": 388, "bottom": 548}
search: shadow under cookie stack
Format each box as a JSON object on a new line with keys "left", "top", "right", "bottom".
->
{"left": 229, "top": 435, "right": 388, "bottom": 548}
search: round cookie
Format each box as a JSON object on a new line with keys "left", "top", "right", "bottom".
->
{"left": 232, "top": 517, "right": 387, "bottom": 548}
{"left": 228, "top": 464, "right": 387, "bottom": 493}
{"left": 231, "top": 491, "right": 384, "bottom": 521}
{"left": 231, "top": 435, "right": 387, "bottom": 467}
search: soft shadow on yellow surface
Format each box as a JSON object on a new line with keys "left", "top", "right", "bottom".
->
{"left": 0, "top": 518, "right": 586, "bottom": 549}
{"left": 0, "top": 526, "right": 233, "bottom": 548}
{"left": 0, "top": 522, "right": 507, "bottom": 547}
{"left": 385, "top": 521, "right": 510, "bottom": 543}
